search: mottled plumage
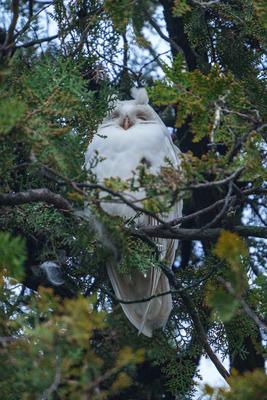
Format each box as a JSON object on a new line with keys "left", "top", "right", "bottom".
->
{"left": 85, "top": 88, "right": 182, "bottom": 337}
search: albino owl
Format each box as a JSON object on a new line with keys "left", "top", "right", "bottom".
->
{"left": 85, "top": 88, "right": 182, "bottom": 337}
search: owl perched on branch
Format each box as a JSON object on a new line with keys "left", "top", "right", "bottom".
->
{"left": 85, "top": 88, "right": 182, "bottom": 337}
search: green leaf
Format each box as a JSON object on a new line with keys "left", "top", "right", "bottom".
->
{"left": 207, "top": 287, "right": 239, "bottom": 322}
{"left": 0, "top": 97, "right": 25, "bottom": 135}
{"left": 0, "top": 232, "right": 26, "bottom": 280}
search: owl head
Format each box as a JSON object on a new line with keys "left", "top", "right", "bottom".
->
{"left": 104, "top": 88, "right": 157, "bottom": 130}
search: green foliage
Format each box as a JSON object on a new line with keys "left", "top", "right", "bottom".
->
{"left": 0, "top": 288, "right": 144, "bottom": 399}
{"left": 0, "top": 97, "right": 25, "bottom": 135}
{"left": 104, "top": 0, "right": 134, "bottom": 32}
{"left": 214, "top": 231, "right": 248, "bottom": 293}
{"left": 0, "top": 0, "right": 266, "bottom": 398}
{"left": 172, "top": 0, "right": 191, "bottom": 17}
{"left": 253, "top": 0, "right": 267, "bottom": 28}
{"left": 119, "top": 237, "right": 159, "bottom": 275}
{"left": 0, "top": 232, "right": 26, "bottom": 280}
{"left": 204, "top": 369, "right": 267, "bottom": 399}
{"left": 150, "top": 58, "right": 249, "bottom": 142}
{"left": 207, "top": 287, "right": 239, "bottom": 322}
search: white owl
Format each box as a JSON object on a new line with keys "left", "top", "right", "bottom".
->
{"left": 85, "top": 88, "right": 182, "bottom": 337}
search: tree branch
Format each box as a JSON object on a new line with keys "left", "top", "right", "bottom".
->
{"left": 199, "top": 180, "right": 234, "bottom": 230}
{"left": 16, "top": 34, "right": 58, "bottom": 49}
{"left": 179, "top": 291, "right": 230, "bottom": 381}
{"left": 105, "top": 269, "right": 214, "bottom": 305}
{"left": 185, "top": 167, "right": 244, "bottom": 190}
{"left": 0, "top": 189, "right": 72, "bottom": 212}
{"left": 137, "top": 225, "right": 267, "bottom": 241}
{"left": 39, "top": 355, "right": 61, "bottom": 400}
{"left": 5, "top": 0, "right": 19, "bottom": 47}
{"left": 143, "top": 9, "right": 182, "bottom": 55}
{"left": 191, "top": 0, "right": 221, "bottom": 7}
{"left": 227, "top": 124, "right": 267, "bottom": 162}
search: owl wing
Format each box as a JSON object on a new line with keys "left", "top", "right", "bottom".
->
{"left": 86, "top": 110, "right": 182, "bottom": 337}
{"left": 106, "top": 135, "right": 182, "bottom": 337}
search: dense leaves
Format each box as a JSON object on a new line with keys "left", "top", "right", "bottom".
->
{"left": 0, "top": 0, "right": 266, "bottom": 399}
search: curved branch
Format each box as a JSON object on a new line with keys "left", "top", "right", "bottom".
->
{"left": 0, "top": 189, "right": 72, "bottom": 212}
{"left": 179, "top": 291, "right": 230, "bottom": 381}
{"left": 143, "top": 9, "right": 182, "bottom": 55}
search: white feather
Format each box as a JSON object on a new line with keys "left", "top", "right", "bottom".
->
{"left": 131, "top": 87, "right": 149, "bottom": 104}
{"left": 85, "top": 90, "right": 183, "bottom": 337}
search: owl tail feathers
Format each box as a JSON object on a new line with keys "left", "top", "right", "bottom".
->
{"left": 107, "top": 265, "right": 172, "bottom": 337}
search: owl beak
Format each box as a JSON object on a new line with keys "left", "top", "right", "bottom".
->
{"left": 122, "top": 116, "right": 131, "bottom": 130}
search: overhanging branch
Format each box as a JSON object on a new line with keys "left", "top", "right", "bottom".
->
{"left": 136, "top": 225, "right": 267, "bottom": 241}
{"left": 0, "top": 189, "right": 72, "bottom": 212}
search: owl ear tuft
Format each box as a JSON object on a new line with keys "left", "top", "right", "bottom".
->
{"left": 131, "top": 87, "right": 149, "bottom": 105}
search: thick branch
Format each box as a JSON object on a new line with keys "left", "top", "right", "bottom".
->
{"left": 137, "top": 225, "right": 267, "bottom": 241}
{"left": 0, "top": 189, "right": 72, "bottom": 212}
{"left": 159, "top": 0, "right": 198, "bottom": 70}
{"left": 5, "top": 0, "right": 19, "bottom": 46}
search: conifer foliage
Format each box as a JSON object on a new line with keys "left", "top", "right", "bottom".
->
{"left": 0, "top": 1, "right": 266, "bottom": 399}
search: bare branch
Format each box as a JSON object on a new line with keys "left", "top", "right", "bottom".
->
{"left": 80, "top": 183, "right": 169, "bottom": 226}
{"left": 192, "top": 0, "right": 221, "bottom": 7}
{"left": 137, "top": 225, "right": 267, "bottom": 241}
{"left": 106, "top": 267, "right": 215, "bottom": 305}
{"left": 14, "top": 3, "right": 52, "bottom": 41}
{"left": 16, "top": 34, "right": 58, "bottom": 49}
{"left": 179, "top": 291, "right": 230, "bottom": 381}
{"left": 200, "top": 180, "right": 234, "bottom": 230}
{"left": 0, "top": 189, "right": 72, "bottom": 212}
{"left": 41, "top": 164, "right": 267, "bottom": 239}
{"left": 72, "top": 7, "right": 104, "bottom": 57}
{"left": 227, "top": 124, "right": 267, "bottom": 162}
{"left": 185, "top": 167, "right": 244, "bottom": 190}
{"left": 107, "top": 288, "right": 174, "bottom": 305}
{"left": 165, "top": 195, "right": 236, "bottom": 227}
{"left": 143, "top": 9, "right": 182, "bottom": 55}
{"left": 39, "top": 355, "right": 61, "bottom": 400}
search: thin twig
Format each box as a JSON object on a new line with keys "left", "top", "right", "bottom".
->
{"left": 80, "top": 182, "right": 169, "bottom": 226}
{"left": 14, "top": 3, "right": 52, "bottom": 41}
{"left": 72, "top": 7, "right": 104, "bottom": 57}
{"left": 165, "top": 194, "right": 237, "bottom": 227}
{"left": 247, "top": 199, "right": 267, "bottom": 227}
{"left": 16, "top": 34, "right": 58, "bottom": 49}
{"left": 192, "top": 0, "right": 221, "bottom": 6}
{"left": 39, "top": 355, "right": 61, "bottom": 400}
{"left": 226, "top": 122, "right": 267, "bottom": 162}
{"left": 200, "top": 181, "right": 234, "bottom": 230}
{"left": 185, "top": 167, "right": 244, "bottom": 190}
